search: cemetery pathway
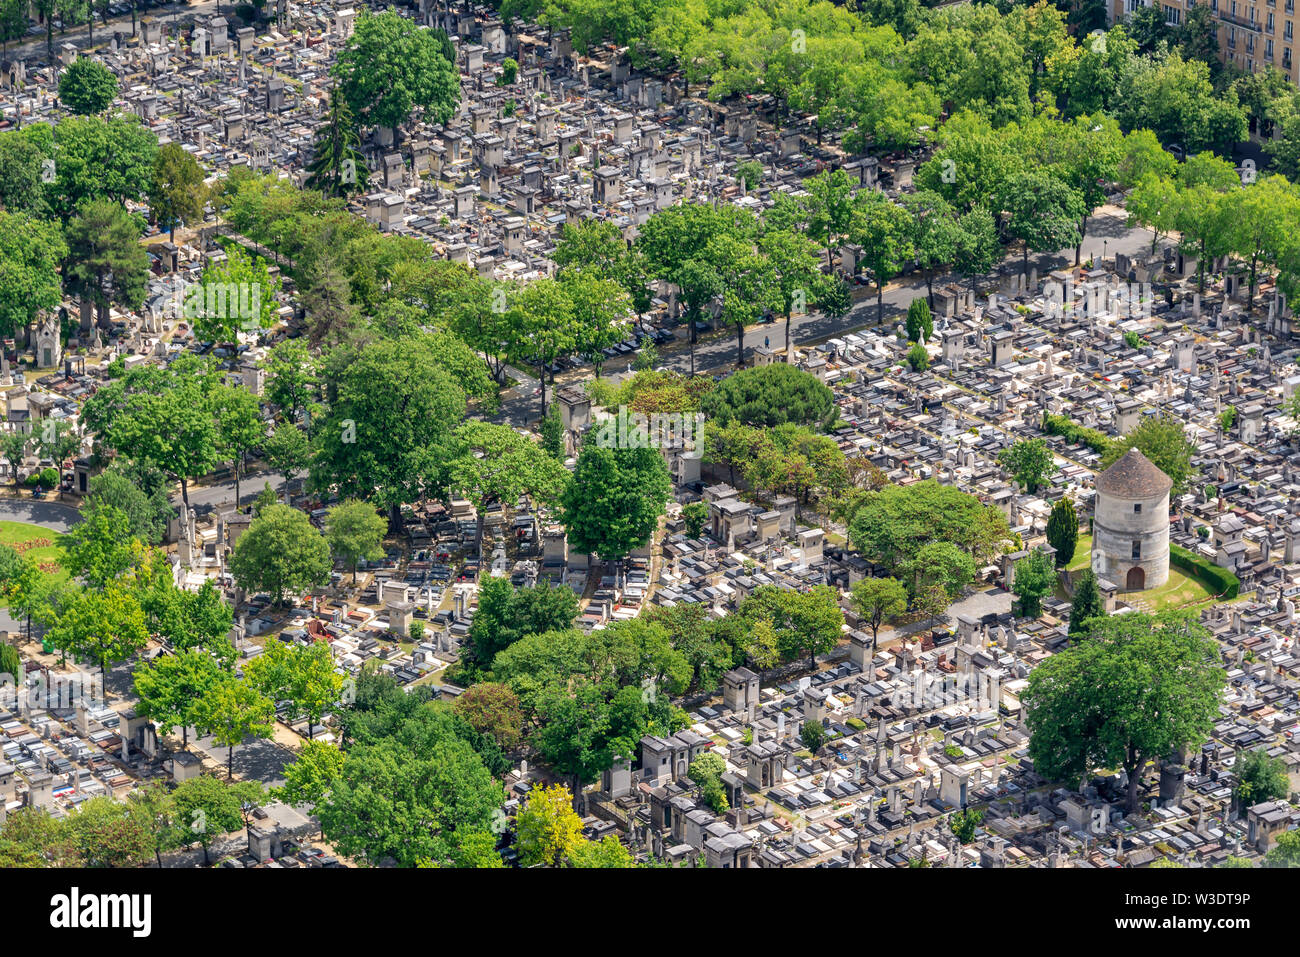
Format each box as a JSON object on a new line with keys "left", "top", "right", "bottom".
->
{"left": 9, "top": 1, "right": 223, "bottom": 60}
{"left": 490, "top": 207, "right": 1155, "bottom": 427}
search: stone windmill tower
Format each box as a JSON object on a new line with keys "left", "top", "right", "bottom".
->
{"left": 1091, "top": 448, "right": 1172, "bottom": 592}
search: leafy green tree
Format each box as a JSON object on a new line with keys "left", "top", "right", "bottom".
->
{"left": 333, "top": 9, "right": 460, "bottom": 143}
{"left": 516, "top": 783, "right": 584, "bottom": 867}
{"left": 312, "top": 337, "right": 466, "bottom": 529}
{"left": 0, "top": 430, "right": 26, "bottom": 487}
{"left": 212, "top": 384, "right": 264, "bottom": 508}
{"left": 562, "top": 268, "right": 631, "bottom": 378}
{"left": 1264, "top": 830, "right": 1300, "bottom": 868}
{"left": 742, "top": 584, "right": 845, "bottom": 669}
{"left": 998, "top": 438, "right": 1054, "bottom": 493}
{"left": 62, "top": 198, "right": 151, "bottom": 329}
{"left": 0, "top": 641, "right": 21, "bottom": 683}
{"left": 1046, "top": 498, "right": 1079, "bottom": 568}
{"left": 849, "top": 479, "right": 1009, "bottom": 572}
{"left": 139, "top": 576, "right": 233, "bottom": 663}
{"left": 192, "top": 245, "right": 282, "bottom": 343}
{"left": 132, "top": 648, "right": 224, "bottom": 748}
{"left": 949, "top": 808, "right": 984, "bottom": 844}
{"left": 58, "top": 58, "right": 118, "bottom": 115}
{"left": 148, "top": 142, "right": 207, "bottom": 242}
{"left": 445, "top": 421, "right": 571, "bottom": 556}
{"left": 1068, "top": 568, "right": 1104, "bottom": 639}
{"left": 1227, "top": 175, "right": 1300, "bottom": 311}
{"left": 261, "top": 422, "right": 311, "bottom": 502}
{"left": 1012, "top": 549, "right": 1055, "bottom": 618}
{"left": 568, "top": 834, "right": 637, "bottom": 868}
{"left": 323, "top": 499, "right": 387, "bottom": 582}
{"left": 263, "top": 338, "right": 320, "bottom": 424}
{"left": 83, "top": 356, "right": 224, "bottom": 508}
{"left": 63, "top": 795, "right": 153, "bottom": 867}
{"left": 245, "top": 638, "right": 342, "bottom": 739}
{"left": 819, "top": 274, "right": 853, "bottom": 321}
{"left": 682, "top": 501, "right": 709, "bottom": 539}
{"left": 317, "top": 724, "right": 504, "bottom": 867}
{"left": 687, "top": 752, "right": 729, "bottom": 813}
{"left": 275, "top": 739, "right": 345, "bottom": 810}
{"left": 0, "top": 0, "right": 27, "bottom": 55}
{"left": 700, "top": 364, "right": 837, "bottom": 431}
{"left": 171, "top": 774, "right": 264, "bottom": 865}
{"left": 1126, "top": 3, "right": 1170, "bottom": 53}
{"left": 126, "top": 780, "right": 183, "bottom": 867}
{"left": 999, "top": 170, "right": 1084, "bottom": 275}
{"left": 1100, "top": 413, "right": 1194, "bottom": 496}
{"left": 229, "top": 503, "right": 332, "bottom": 605}
{"left": 804, "top": 168, "right": 857, "bottom": 270}
{"left": 758, "top": 227, "right": 822, "bottom": 352}
{"left": 452, "top": 682, "right": 524, "bottom": 750}
{"left": 905, "top": 298, "right": 933, "bottom": 343}
{"left": 853, "top": 191, "right": 914, "bottom": 324}
{"left": 0, "top": 212, "right": 67, "bottom": 339}
{"left": 58, "top": 504, "right": 139, "bottom": 591}
{"left": 305, "top": 88, "right": 370, "bottom": 198}
{"left": 1115, "top": 49, "right": 1246, "bottom": 155}
{"left": 800, "top": 719, "right": 825, "bottom": 753}
{"left": 0, "top": 128, "right": 53, "bottom": 217}
{"left": 192, "top": 674, "right": 276, "bottom": 778}
{"left": 467, "top": 577, "right": 578, "bottom": 669}
{"left": 850, "top": 577, "right": 908, "bottom": 649}
{"left": 901, "top": 541, "right": 974, "bottom": 601}
{"left": 45, "top": 584, "right": 149, "bottom": 675}
{"left": 1023, "top": 610, "right": 1225, "bottom": 812}
{"left": 1234, "top": 748, "right": 1291, "bottom": 807}
{"left": 952, "top": 205, "right": 1001, "bottom": 297}
{"left": 906, "top": 342, "right": 929, "bottom": 373}
{"left": 51, "top": 114, "right": 157, "bottom": 217}
{"left": 559, "top": 442, "right": 671, "bottom": 569}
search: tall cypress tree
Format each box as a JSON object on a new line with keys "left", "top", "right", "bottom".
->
{"left": 1068, "top": 569, "right": 1104, "bottom": 639}
{"left": 305, "top": 89, "right": 369, "bottom": 199}
{"left": 1045, "top": 497, "right": 1078, "bottom": 568}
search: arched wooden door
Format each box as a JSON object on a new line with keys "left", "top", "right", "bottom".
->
{"left": 1126, "top": 566, "right": 1145, "bottom": 591}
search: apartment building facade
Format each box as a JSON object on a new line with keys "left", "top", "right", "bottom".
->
{"left": 1110, "top": 0, "right": 1300, "bottom": 83}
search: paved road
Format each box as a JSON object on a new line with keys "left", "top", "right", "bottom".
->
{"left": 492, "top": 208, "right": 1161, "bottom": 426}
{"left": 178, "top": 469, "right": 298, "bottom": 512}
{"left": 9, "top": 0, "right": 225, "bottom": 63}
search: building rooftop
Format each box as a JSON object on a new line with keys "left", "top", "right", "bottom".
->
{"left": 1095, "top": 448, "right": 1173, "bottom": 498}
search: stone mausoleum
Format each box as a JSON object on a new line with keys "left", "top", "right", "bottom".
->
{"left": 1091, "top": 448, "right": 1172, "bottom": 591}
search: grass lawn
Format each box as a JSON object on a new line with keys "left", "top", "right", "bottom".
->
{"left": 1123, "top": 567, "right": 1213, "bottom": 612}
{"left": 0, "top": 521, "right": 67, "bottom": 604}
{"left": 1066, "top": 534, "right": 1092, "bottom": 572}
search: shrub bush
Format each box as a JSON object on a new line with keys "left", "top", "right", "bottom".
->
{"left": 1041, "top": 412, "right": 1113, "bottom": 455}
{"left": 1170, "top": 543, "right": 1240, "bottom": 599}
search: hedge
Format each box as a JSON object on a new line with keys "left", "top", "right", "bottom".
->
{"left": 1170, "top": 543, "right": 1240, "bottom": 600}
{"left": 1041, "top": 413, "right": 1113, "bottom": 455}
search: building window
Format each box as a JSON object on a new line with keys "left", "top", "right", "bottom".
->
{"left": 1132, "top": 541, "right": 1142, "bottom": 560}
{"left": 1288, "top": 21, "right": 1294, "bottom": 39}
{"left": 1134, "top": 503, "right": 1142, "bottom": 514}
{"left": 1269, "top": 12, "right": 1276, "bottom": 30}
{"left": 1268, "top": 38, "right": 1275, "bottom": 55}
{"left": 1165, "top": 4, "right": 1182, "bottom": 21}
